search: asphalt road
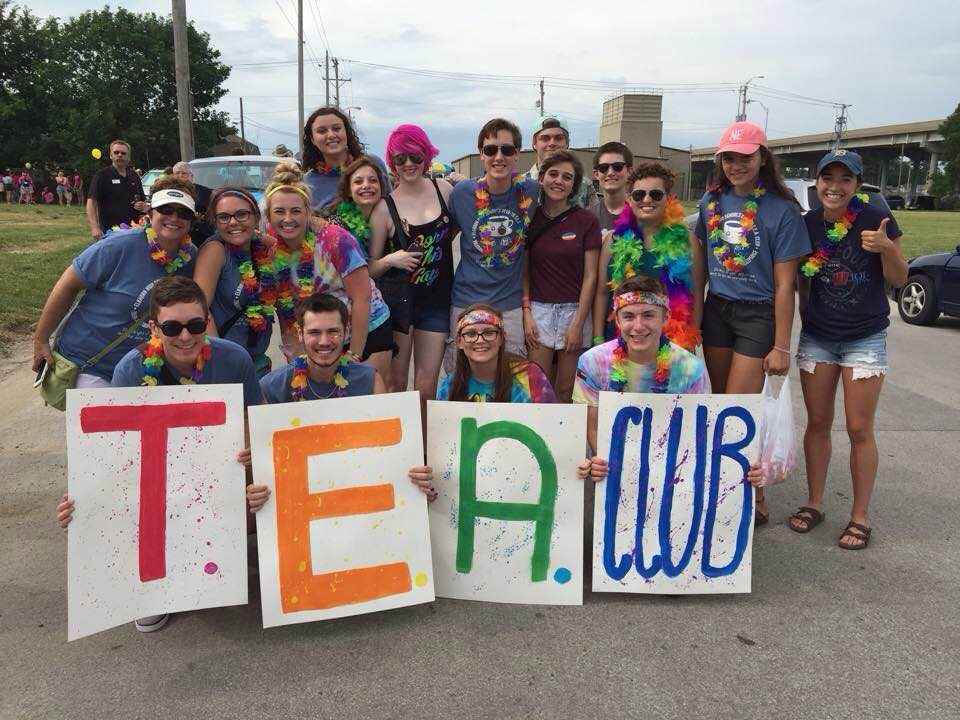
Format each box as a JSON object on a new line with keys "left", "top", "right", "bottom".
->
{"left": 2, "top": 305, "right": 958, "bottom": 720}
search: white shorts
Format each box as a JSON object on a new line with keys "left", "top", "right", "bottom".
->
{"left": 76, "top": 373, "right": 111, "bottom": 389}
{"left": 530, "top": 301, "right": 591, "bottom": 351}
{"left": 443, "top": 305, "right": 525, "bottom": 374}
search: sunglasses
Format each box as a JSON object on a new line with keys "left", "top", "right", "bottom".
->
{"left": 630, "top": 189, "right": 666, "bottom": 202}
{"left": 393, "top": 153, "right": 424, "bottom": 166}
{"left": 481, "top": 144, "right": 518, "bottom": 158}
{"left": 460, "top": 328, "right": 501, "bottom": 343}
{"left": 158, "top": 318, "right": 207, "bottom": 337}
{"left": 214, "top": 209, "right": 253, "bottom": 225}
{"left": 596, "top": 162, "right": 628, "bottom": 174}
{"left": 155, "top": 204, "right": 195, "bottom": 221}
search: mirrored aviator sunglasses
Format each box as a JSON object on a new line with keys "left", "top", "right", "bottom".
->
{"left": 630, "top": 188, "right": 666, "bottom": 202}
{"left": 158, "top": 318, "right": 207, "bottom": 337}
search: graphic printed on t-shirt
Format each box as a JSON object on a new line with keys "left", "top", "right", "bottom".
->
{"left": 713, "top": 209, "right": 762, "bottom": 276}
{"left": 813, "top": 244, "right": 872, "bottom": 311}
{"left": 472, "top": 207, "right": 525, "bottom": 268}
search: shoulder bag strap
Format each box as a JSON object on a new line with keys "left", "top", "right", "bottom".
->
{"left": 383, "top": 195, "right": 410, "bottom": 251}
{"left": 79, "top": 309, "right": 150, "bottom": 371}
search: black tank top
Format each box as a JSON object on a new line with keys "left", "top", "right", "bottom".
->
{"left": 383, "top": 178, "right": 457, "bottom": 307}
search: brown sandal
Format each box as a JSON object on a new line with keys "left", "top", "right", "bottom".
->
{"left": 789, "top": 506, "right": 824, "bottom": 534}
{"left": 839, "top": 521, "right": 871, "bottom": 550}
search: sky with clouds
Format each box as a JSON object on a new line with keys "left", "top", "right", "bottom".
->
{"left": 33, "top": 0, "right": 960, "bottom": 165}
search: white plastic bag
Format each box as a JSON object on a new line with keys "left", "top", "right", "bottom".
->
{"left": 756, "top": 375, "right": 798, "bottom": 487}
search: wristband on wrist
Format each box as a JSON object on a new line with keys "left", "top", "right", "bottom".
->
{"left": 773, "top": 345, "right": 790, "bottom": 355}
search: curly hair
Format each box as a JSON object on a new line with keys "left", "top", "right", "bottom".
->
{"left": 626, "top": 162, "right": 676, "bottom": 194}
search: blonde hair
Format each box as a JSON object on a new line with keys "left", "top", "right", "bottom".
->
{"left": 264, "top": 161, "right": 311, "bottom": 212}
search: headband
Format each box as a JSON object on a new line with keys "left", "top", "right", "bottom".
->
{"left": 266, "top": 184, "right": 311, "bottom": 203}
{"left": 613, "top": 290, "right": 668, "bottom": 311}
{"left": 457, "top": 309, "right": 503, "bottom": 334}
{"left": 213, "top": 188, "right": 260, "bottom": 214}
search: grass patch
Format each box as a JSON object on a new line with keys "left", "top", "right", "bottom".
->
{"left": 0, "top": 205, "right": 89, "bottom": 347}
{"left": 890, "top": 211, "right": 959, "bottom": 258}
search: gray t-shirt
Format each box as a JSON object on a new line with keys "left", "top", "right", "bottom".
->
{"left": 111, "top": 336, "right": 262, "bottom": 407}
{"left": 695, "top": 188, "right": 811, "bottom": 302}
{"left": 57, "top": 228, "right": 197, "bottom": 380}
{"left": 587, "top": 197, "right": 622, "bottom": 232}
{"left": 449, "top": 176, "right": 539, "bottom": 311}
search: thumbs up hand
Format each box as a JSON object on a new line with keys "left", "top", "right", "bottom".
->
{"left": 861, "top": 217, "right": 894, "bottom": 254}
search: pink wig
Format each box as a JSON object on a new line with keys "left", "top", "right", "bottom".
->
{"left": 385, "top": 124, "right": 439, "bottom": 173}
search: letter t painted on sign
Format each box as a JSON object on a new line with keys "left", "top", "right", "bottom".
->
{"left": 80, "top": 402, "right": 227, "bottom": 583}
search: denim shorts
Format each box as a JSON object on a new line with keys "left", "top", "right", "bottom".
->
{"left": 530, "top": 301, "right": 591, "bottom": 350}
{"left": 796, "top": 329, "right": 888, "bottom": 379}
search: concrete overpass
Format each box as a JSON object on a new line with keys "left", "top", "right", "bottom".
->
{"left": 691, "top": 119, "right": 946, "bottom": 195}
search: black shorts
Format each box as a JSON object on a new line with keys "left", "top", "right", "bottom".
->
{"left": 360, "top": 320, "right": 397, "bottom": 359}
{"left": 702, "top": 294, "right": 774, "bottom": 358}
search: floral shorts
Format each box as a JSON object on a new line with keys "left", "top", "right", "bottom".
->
{"left": 796, "top": 329, "right": 888, "bottom": 379}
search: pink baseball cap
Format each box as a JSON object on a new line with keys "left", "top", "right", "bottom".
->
{"left": 715, "top": 121, "right": 767, "bottom": 155}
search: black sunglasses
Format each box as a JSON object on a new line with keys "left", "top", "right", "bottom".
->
{"left": 630, "top": 189, "right": 666, "bottom": 202}
{"left": 596, "top": 162, "right": 628, "bottom": 174}
{"left": 393, "top": 153, "right": 424, "bottom": 166}
{"left": 155, "top": 204, "right": 195, "bottom": 221}
{"left": 158, "top": 318, "right": 207, "bottom": 337}
{"left": 481, "top": 144, "right": 518, "bottom": 158}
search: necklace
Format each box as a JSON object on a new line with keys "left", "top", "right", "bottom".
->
{"left": 609, "top": 335, "right": 672, "bottom": 393}
{"left": 315, "top": 155, "right": 353, "bottom": 177}
{"left": 267, "top": 227, "right": 320, "bottom": 330}
{"left": 289, "top": 354, "right": 350, "bottom": 400}
{"left": 141, "top": 335, "right": 211, "bottom": 386}
{"left": 706, "top": 184, "right": 765, "bottom": 273}
{"left": 801, "top": 193, "right": 869, "bottom": 277}
{"left": 474, "top": 174, "right": 534, "bottom": 267}
{"left": 146, "top": 226, "right": 192, "bottom": 274}
{"left": 334, "top": 200, "right": 371, "bottom": 248}
{"left": 224, "top": 234, "right": 277, "bottom": 334}
{"left": 608, "top": 198, "right": 701, "bottom": 351}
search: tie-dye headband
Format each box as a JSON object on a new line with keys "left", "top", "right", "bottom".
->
{"left": 613, "top": 290, "right": 668, "bottom": 311}
{"left": 457, "top": 309, "right": 503, "bottom": 333}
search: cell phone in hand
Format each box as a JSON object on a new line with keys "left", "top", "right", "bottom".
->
{"left": 34, "top": 358, "right": 49, "bottom": 388}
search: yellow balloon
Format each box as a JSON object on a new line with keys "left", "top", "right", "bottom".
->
{"left": 91, "top": 148, "right": 102, "bottom": 159}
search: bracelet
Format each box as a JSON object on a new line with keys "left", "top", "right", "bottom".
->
{"left": 592, "top": 335, "right": 605, "bottom": 346}
{"left": 773, "top": 345, "right": 790, "bottom": 355}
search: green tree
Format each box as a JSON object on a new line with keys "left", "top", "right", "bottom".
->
{"left": 939, "top": 102, "right": 960, "bottom": 190}
{"left": 0, "top": 2, "right": 235, "bottom": 176}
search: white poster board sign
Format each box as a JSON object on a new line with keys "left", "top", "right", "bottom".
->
{"left": 250, "top": 391, "right": 434, "bottom": 628}
{"left": 427, "top": 401, "right": 586, "bottom": 605}
{"left": 66, "top": 385, "right": 247, "bottom": 640}
{"left": 593, "top": 391, "right": 761, "bottom": 595}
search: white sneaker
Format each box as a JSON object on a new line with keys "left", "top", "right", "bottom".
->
{"left": 134, "top": 613, "right": 169, "bottom": 633}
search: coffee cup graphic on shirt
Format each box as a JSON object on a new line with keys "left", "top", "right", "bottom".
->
{"left": 723, "top": 218, "right": 750, "bottom": 247}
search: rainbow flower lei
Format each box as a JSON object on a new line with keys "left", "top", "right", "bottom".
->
{"left": 607, "top": 197, "right": 701, "bottom": 351}
{"left": 224, "top": 235, "right": 278, "bottom": 334}
{"left": 334, "top": 200, "right": 371, "bottom": 250}
{"left": 141, "top": 335, "right": 211, "bottom": 386}
{"left": 609, "top": 335, "right": 672, "bottom": 393}
{"left": 289, "top": 353, "right": 350, "bottom": 400}
{"left": 474, "top": 174, "right": 534, "bottom": 267}
{"left": 801, "top": 192, "right": 869, "bottom": 277}
{"left": 146, "top": 226, "right": 192, "bottom": 274}
{"left": 315, "top": 155, "right": 354, "bottom": 177}
{"left": 266, "top": 226, "right": 321, "bottom": 330}
{"left": 706, "top": 184, "right": 765, "bottom": 273}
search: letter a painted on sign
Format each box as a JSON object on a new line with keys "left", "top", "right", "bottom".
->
{"left": 456, "top": 418, "right": 558, "bottom": 582}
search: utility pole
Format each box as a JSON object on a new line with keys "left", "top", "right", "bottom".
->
{"left": 239, "top": 97, "right": 246, "bottom": 153}
{"left": 297, "top": 0, "right": 304, "bottom": 160}
{"left": 325, "top": 51, "right": 330, "bottom": 106}
{"left": 539, "top": 79, "right": 545, "bottom": 117}
{"left": 736, "top": 75, "right": 764, "bottom": 122}
{"left": 333, "top": 57, "right": 340, "bottom": 107}
{"left": 832, "top": 104, "right": 850, "bottom": 150}
{"left": 171, "top": 0, "right": 195, "bottom": 160}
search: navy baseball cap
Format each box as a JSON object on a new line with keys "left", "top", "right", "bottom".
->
{"left": 816, "top": 149, "right": 863, "bottom": 177}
